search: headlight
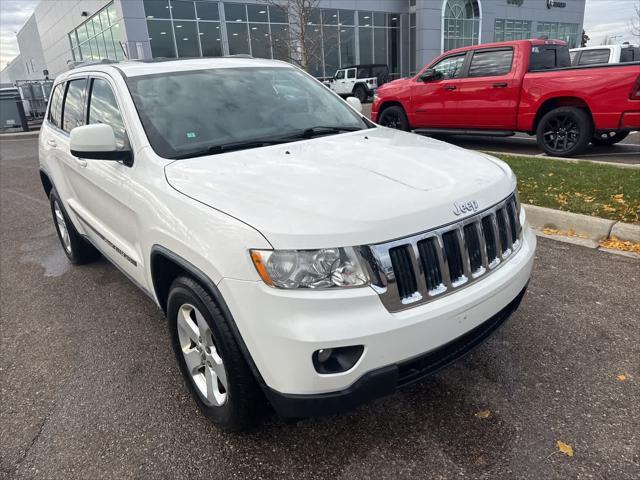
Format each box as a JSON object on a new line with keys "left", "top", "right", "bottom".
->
{"left": 250, "top": 248, "right": 369, "bottom": 289}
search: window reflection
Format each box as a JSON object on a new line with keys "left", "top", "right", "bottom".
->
{"left": 88, "top": 78, "right": 128, "bottom": 149}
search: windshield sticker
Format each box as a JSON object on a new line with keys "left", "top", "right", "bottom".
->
{"left": 186, "top": 132, "right": 197, "bottom": 139}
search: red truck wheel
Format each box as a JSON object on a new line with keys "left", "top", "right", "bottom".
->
{"left": 378, "top": 106, "right": 410, "bottom": 131}
{"left": 536, "top": 107, "right": 592, "bottom": 157}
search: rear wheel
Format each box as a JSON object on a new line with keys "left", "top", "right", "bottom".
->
{"left": 536, "top": 106, "right": 592, "bottom": 157}
{"left": 49, "top": 188, "right": 100, "bottom": 264}
{"left": 353, "top": 84, "right": 368, "bottom": 104}
{"left": 377, "top": 105, "right": 410, "bottom": 131}
{"left": 167, "top": 276, "right": 264, "bottom": 431}
{"left": 591, "top": 131, "right": 629, "bottom": 146}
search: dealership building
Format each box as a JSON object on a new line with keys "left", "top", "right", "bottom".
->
{"left": 1, "top": 0, "right": 586, "bottom": 83}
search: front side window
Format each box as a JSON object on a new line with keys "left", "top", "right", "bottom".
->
{"left": 62, "top": 79, "right": 87, "bottom": 133}
{"left": 468, "top": 49, "right": 513, "bottom": 77}
{"left": 48, "top": 84, "right": 64, "bottom": 128}
{"left": 431, "top": 54, "right": 466, "bottom": 80}
{"left": 335, "top": 70, "right": 345, "bottom": 79}
{"left": 127, "top": 67, "right": 369, "bottom": 158}
{"left": 88, "top": 78, "right": 128, "bottom": 149}
{"left": 578, "top": 49, "right": 610, "bottom": 65}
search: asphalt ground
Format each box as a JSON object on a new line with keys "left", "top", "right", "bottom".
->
{"left": 1, "top": 137, "right": 639, "bottom": 480}
{"left": 360, "top": 104, "right": 640, "bottom": 165}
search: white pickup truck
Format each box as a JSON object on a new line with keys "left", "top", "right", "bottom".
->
{"left": 326, "top": 63, "right": 390, "bottom": 103}
{"left": 570, "top": 43, "right": 640, "bottom": 66}
{"left": 39, "top": 57, "right": 535, "bottom": 431}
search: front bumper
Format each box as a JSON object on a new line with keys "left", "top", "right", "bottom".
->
{"left": 218, "top": 225, "right": 535, "bottom": 414}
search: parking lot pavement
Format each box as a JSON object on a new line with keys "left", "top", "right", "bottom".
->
{"left": 361, "top": 104, "right": 640, "bottom": 165}
{"left": 1, "top": 137, "right": 639, "bottom": 480}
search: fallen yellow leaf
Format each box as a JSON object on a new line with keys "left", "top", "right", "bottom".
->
{"left": 617, "top": 374, "right": 627, "bottom": 381}
{"left": 475, "top": 409, "right": 491, "bottom": 419}
{"left": 556, "top": 441, "right": 574, "bottom": 457}
{"left": 599, "top": 237, "right": 640, "bottom": 254}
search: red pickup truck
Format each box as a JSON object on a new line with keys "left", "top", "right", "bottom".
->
{"left": 371, "top": 39, "right": 640, "bottom": 157}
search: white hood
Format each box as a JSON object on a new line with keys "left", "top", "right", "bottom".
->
{"left": 164, "top": 128, "right": 516, "bottom": 249}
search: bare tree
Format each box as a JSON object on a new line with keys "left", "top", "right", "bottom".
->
{"left": 266, "top": 0, "right": 331, "bottom": 74}
{"left": 630, "top": 1, "right": 640, "bottom": 40}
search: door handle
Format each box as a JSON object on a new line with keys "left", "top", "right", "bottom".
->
{"left": 47, "top": 139, "right": 57, "bottom": 147}
{"left": 493, "top": 82, "right": 508, "bottom": 88}
{"left": 443, "top": 85, "right": 456, "bottom": 91}
{"left": 74, "top": 157, "right": 87, "bottom": 167}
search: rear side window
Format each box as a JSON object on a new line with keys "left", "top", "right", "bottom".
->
{"left": 87, "top": 78, "right": 128, "bottom": 149}
{"left": 620, "top": 47, "right": 640, "bottom": 62}
{"left": 48, "top": 84, "right": 64, "bottom": 128}
{"left": 578, "top": 49, "right": 610, "bottom": 65}
{"left": 529, "top": 45, "right": 571, "bottom": 71}
{"left": 357, "top": 67, "right": 370, "bottom": 78}
{"left": 431, "top": 54, "right": 466, "bottom": 80}
{"left": 62, "top": 79, "right": 87, "bottom": 133}
{"left": 468, "top": 49, "right": 513, "bottom": 77}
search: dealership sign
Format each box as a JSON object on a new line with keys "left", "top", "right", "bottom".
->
{"left": 547, "top": 0, "right": 567, "bottom": 8}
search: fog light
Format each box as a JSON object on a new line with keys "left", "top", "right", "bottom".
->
{"left": 312, "top": 345, "right": 364, "bottom": 374}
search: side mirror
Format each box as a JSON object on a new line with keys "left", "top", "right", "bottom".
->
{"left": 70, "top": 124, "right": 132, "bottom": 165}
{"left": 418, "top": 68, "right": 440, "bottom": 82}
{"left": 346, "top": 96, "right": 363, "bottom": 113}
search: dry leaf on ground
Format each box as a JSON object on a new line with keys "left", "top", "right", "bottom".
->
{"left": 617, "top": 374, "right": 627, "bottom": 381}
{"left": 475, "top": 409, "right": 491, "bottom": 419}
{"left": 599, "top": 237, "right": 640, "bottom": 254}
{"left": 556, "top": 441, "right": 574, "bottom": 457}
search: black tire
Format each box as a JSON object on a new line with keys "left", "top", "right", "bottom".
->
{"left": 378, "top": 105, "right": 410, "bottom": 131}
{"left": 353, "top": 84, "right": 368, "bottom": 103}
{"left": 49, "top": 188, "right": 101, "bottom": 264}
{"left": 591, "top": 131, "right": 629, "bottom": 146}
{"left": 167, "top": 276, "right": 264, "bottom": 432}
{"left": 536, "top": 106, "right": 592, "bottom": 157}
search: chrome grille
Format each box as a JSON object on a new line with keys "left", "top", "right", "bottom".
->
{"left": 361, "top": 193, "right": 522, "bottom": 312}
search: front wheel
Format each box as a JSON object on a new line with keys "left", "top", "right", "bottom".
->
{"left": 167, "top": 276, "right": 264, "bottom": 431}
{"left": 591, "top": 131, "right": 629, "bottom": 146}
{"left": 536, "top": 106, "right": 592, "bottom": 157}
{"left": 377, "top": 105, "right": 410, "bottom": 131}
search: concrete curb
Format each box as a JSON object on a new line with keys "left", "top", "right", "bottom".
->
{"left": 485, "top": 150, "right": 640, "bottom": 169}
{"left": 524, "top": 204, "right": 640, "bottom": 256}
{"left": 0, "top": 130, "right": 40, "bottom": 139}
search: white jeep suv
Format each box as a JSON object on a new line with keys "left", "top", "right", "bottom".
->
{"left": 39, "top": 58, "right": 535, "bottom": 431}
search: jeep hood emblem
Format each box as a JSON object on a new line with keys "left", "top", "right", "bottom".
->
{"left": 453, "top": 200, "right": 479, "bottom": 216}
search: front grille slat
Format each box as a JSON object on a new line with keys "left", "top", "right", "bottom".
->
{"left": 368, "top": 194, "right": 523, "bottom": 312}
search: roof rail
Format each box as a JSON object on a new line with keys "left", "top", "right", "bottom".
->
{"left": 67, "top": 58, "right": 119, "bottom": 70}
{"left": 224, "top": 54, "right": 254, "bottom": 59}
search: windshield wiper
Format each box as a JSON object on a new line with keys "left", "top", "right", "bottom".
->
{"left": 172, "top": 139, "right": 289, "bottom": 159}
{"left": 288, "top": 125, "right": 365, "bottom": 140}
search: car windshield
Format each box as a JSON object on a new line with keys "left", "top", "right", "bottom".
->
{"left": 126, "top": 66, "right": 369, "bottom": 159}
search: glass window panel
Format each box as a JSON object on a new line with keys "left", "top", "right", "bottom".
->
{"left": 359, "top": 11, "right": 372, "bottom": 27}
{"left": 175, "top": 21, "right": 199, "bottom": 57}
{"left": 307, "top": 8, "right": 320, "bottom": 25}
{"left": 247, "top": 4, "right": 268, "bottom": 23}
{"left": 147, "top": 19, "right": 176, "bottom": 57}
{"left": 388, "top": 27, "right": 399, "bottom": 73}
{"left": 92, "top": 16, "right": 102, "bottom": 35}
{"left": 468, "top": 49, "right": 513, "bottom": 77}
{"left": 88, "top": 78, "right": 128, "bottom": 149}
{"left": 268, "top": 5, "right": 288, "bottom": 23}
{"left": 249, "top": 23, "right": 271, "bottom": 58}
{"left": 578, "top": 49, "right": 610, "bottom": 65}
{"left": 144, "top": 0, "right": 170, "bottom": 19}
{"left": 62, "top": 79, "right": 86, "bottom": 132}
{"left": 103, "top": 29, "right": 117, "bottom": 59}
{"left": 339, "top": 26, "right": 355, "bottom": 67}
{"left": 85, "top": 20, "right": 95, "bottom": 38}
{"left": 359, "top": 27, "right": 372, "bottom": 64}
{"left": 198, "top": 21, "right": 222, "bottom": 56}
{"left": 338, "top": 10, "right": 354, "bottom": 26}
{"left": 195, "top": 1, "right": 219, "bottom": 20}
{"left": 322, "top": 9, "right": 338, "bottom": 26}
{"left": 270, "top": 24, "right": 289, "bottom": 61}
{"left": 374, "top": 28, "right": 386, "bottom": 64}
{"left": 171, "top": 0, "right": 196, "bottom": 19}
{"left": 387, "top": 13, "right": 400, "bottom": 28}
{"left": 306, "top": 26, "right": 322, "bottom": 76}
{"left": 69, "top": 32, "right": 77, "bottom": 49}
{"left": 373, "top": 12, "right": 386, "bottom": 27}
{"left": 90, "top": 37, "right": 100, "bottom": 59}
{"left": 49, "top": 83, "right": 64, "bottom": 128}
{"left": 224, "top": 3, "right": 246, "bottom": 22}
{"left": 410, "top": 12, "right": 416, "bottom": 28}
{"left": 432, "top": 54, "right": 466, "bottom": 79}
{"left": 100, "top": 9, "right": 110, "bottom": 28}
{"left": 112, "top": 24, "right": 124, "bottom": 60}
{"left": 323, "top": 25, "right": 339, "bottom": 76}
{"left": 226, "top": 21, "right": 249, "bottom": 54}
{"left": 107, "top": 3, "right": 118, "bottom": 24}
{"left": 80, "top": 42, "right": 91, "bottom": 60}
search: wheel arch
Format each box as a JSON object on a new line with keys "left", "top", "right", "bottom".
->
{"left": 376, "top": 101, "right": 410, "bottom": 128}
{"left": 352, "top": 82, "right": 368, "bottom": 93}
{"left": 532, "top": 96, "right": 593, "bottom": 134}
{"left": 149, "top": 245, "right": 268, "bottom": 388}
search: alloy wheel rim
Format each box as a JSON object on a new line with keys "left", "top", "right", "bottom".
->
{"left": 177, "top": 303, "right": 228, "bottom": 407}
{"left": 53, "top": 201, "right": 72, "bottom": 253}
{"left": 542, "top": 114, "right": 579, "bottom": 153}
{"left": 382, "top": 112, "right": 400, "bottom": 129}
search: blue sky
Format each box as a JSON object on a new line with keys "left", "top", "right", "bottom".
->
{"left": 1, "top": 0, "right": 639, "bottom": 69}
